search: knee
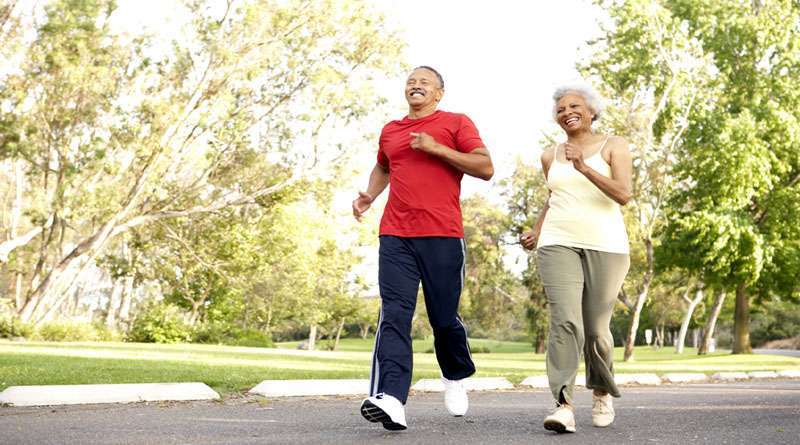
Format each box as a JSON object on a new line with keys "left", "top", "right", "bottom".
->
{"left": 429, "top": 316, "right": 461, "bottom": 332}
{"left": 585, "top": 333, "right": 614, "bottom": 355}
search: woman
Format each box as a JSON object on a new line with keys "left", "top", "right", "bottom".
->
{"left": 521, "top": 83, "right": 632, "bottom": 434}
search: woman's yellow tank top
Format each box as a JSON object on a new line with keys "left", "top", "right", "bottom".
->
{"left": 536, "top": 138, "right": 630, "bottom": 254}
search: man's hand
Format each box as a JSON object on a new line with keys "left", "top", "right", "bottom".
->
{"left": 564, "top": 142, "right": 588, "bottom": 173}
{"left": 520, "top": 230, "right": 539, "bottom": 250}
{"left": 352, "top": 191, "right": 374, "bottom": 222}
{"left": 410, "top": 132, "right": 441, "bottom": 155}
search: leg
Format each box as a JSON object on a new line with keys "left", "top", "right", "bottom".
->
{"left": 415, "top": 237, "right": 475, "bottom": 381}
{"left": 581, "top": 249, "right": 630, "bottom": 398}
{"left": 537, "top": 245, "right": 585, "bottom": 406}
{"left": 370, "top": 236, "right": 420, "bottom": 404}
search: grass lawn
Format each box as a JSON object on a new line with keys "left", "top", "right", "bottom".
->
{"left": 2, "top": 338, "right": 799, "bottom": 395}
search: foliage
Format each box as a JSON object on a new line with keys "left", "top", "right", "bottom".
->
{"left": 0, "top": 315, "right": 34, "bottom": 338}
{"left": 654, "top": 0, "right": 800, "bottom": 352}
{"left": 192, "top": 322, "right": 273, "bottom": 348}
{"left": 460, "top": 195, "right": 527, "bottom": 339}
{"left": 127, "top": 301, "right": 193, "bottom": 344}
{"left": 499, "top": 159, "right": 550, "bottom": 351}
{"left": 0, "top": 0, "right": 404, "bottom": 326}
{"left": 749, "top": 298, "right": 800, "bottom": 347}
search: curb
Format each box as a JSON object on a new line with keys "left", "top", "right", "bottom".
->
{"left": 2, "top": 369, "right": 798, "bottom": 405}
{"left": 711, "top": 372, "right": 750, "bottom": 381}
{"left": 661, "top": 373, "right": 707, "bottom": 384}
{"left": 0, "top": 383, "right": 219, "bottom": 407}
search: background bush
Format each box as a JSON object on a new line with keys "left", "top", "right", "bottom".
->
{"left": 127, "top": 301, "right": 193, "bottom": 343}
{"left": 0, "top": 316, "right": 34, "bottom": 339}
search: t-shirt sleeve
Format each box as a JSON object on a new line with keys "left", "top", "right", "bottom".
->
{"left": 455, "top": 114, "right": 486, "bottom": 153}
{"left": 377, "top": 129, "right": 389, "bottom": 168}
{"left": 377, "top": 146, "right": 388, "bottom": 168}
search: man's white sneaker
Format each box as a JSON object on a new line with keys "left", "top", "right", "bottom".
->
{"left": 592, "top": 393, "right": 615, "bottom": 427}
{"left": 442, "top": 377, "right": 469, "bottom": 416}
{"left": 360, "top": 393, "right": 407, "bottom": 431}
{"left": 543, "top": 405, "right": 576, "bottom": 434}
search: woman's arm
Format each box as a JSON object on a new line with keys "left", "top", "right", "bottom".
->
{"left": 565, "top": 136, "right": 633, "bottom": 205}
{"left": 521, "top": 147, "right": 554, "bottom": 250}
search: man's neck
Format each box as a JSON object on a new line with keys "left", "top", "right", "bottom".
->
{"left": 407, "top": 105, "right": 438, "bottom": 120}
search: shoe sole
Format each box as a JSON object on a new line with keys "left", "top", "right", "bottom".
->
{"left": 360, "top": 400, "right": 407, "bottom": 431}
{"left": 544, "top": 419, "right": 576, "bottom": 434}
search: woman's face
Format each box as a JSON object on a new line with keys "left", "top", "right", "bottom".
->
{"left": 555, "top": 93, "right": 594, "bottom": 133}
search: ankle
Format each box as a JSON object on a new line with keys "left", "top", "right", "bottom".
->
{"left": 593, "top": 390, "right": 608, "bottom": 397}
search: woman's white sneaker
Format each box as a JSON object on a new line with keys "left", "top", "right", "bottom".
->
{"left": 360, "top": 393, "right": 407, "bottom": 431}
{"left": 543, "top": 405, "right": 576, "bottom": 433}
{"left": 442, "top": 377, "right": 469, "bottom": 416}
{"left": 592, "top": 393, "right": 615, "bottom": 427}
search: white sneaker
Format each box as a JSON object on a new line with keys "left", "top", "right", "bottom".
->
{"left": 543, "top": 405, "right": 576, "bottom": 433}
{"left": 360, "top": 393, "right": 407, "bottom": 431}
{"left": 442, "top": 377, "right": 469, "bottom": 416}
{"left": 592, "top": 393, "right": 615, "bottom": 427}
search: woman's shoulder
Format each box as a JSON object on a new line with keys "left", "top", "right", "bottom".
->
{"left": 541, "top": 144, "right": 558, "bottom": 161}
{"left": 604, "top": 135, "right": 630, "bottom": 150}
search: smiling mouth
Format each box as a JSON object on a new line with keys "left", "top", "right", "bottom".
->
{"left": 409, "top": 90, "right": 425, "bottom": 97}
{"left": 564, "top": 116, "right": 580, "bottom": 125}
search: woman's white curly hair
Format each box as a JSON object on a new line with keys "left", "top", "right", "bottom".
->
{"left": 552, "top": 82, "right": 605, "bottom": 123}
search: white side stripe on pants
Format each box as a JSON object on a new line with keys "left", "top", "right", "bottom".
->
{"left": 369, "top": 305, "right": 384, "bottom": 396}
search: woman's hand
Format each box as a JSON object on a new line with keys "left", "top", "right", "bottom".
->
{"left": 520, "top": 230, "right": 539, "bottom": 250}
{"left": 564, "top": 142, "right": 588, "bottom": 173}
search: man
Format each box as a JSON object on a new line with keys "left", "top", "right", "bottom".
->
{"left": 352, "top": 66, "right": 494, "bottom": 431}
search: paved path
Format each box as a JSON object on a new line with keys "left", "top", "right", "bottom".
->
{"left": 754, "top": 348, "right": 800, "bottom": 357}
{"left": 2, "top": 380, "right": 799, "bottom": 444}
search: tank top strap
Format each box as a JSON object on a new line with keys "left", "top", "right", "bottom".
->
{"left": 598, "top": 135, "right": 610, "bottom": 156}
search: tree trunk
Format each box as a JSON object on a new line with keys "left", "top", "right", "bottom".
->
{"left": 333, "top": 319, "right": 345, "bottom": 351}
{"left": 699, "top": 290, "right": 727, "bottom": 355}
{"left": 360, "top": 323, "right": 370, "bottom": 339}
{"left": 623, "top": 238, "right": 653, "bottom": 362}
{"left": 676, "top": 285, "right": 704, "bottom": 354}
{"left": 732, "top": 284, "right": 752, "bottom": 354}
{"left": 117, "top": 276, "right": 134, "bottom": 324}
{"left": 307, "top": 324, "right": 317, "bottom": 351}
{"left": 624, "top": 287, "right": 649, "bottom": 361}
{"left": 105, "top": 280, "right": 123, "bottom": 327}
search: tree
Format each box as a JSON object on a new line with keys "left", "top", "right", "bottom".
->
{"left": 675, "top": 282, "right": 703, "bottom": 353}
{"left": 460, "top": 195, "right": 526, "bottom": 339}
{"left": 581, "top": 0, "right": 713, "bottom": 360}
{"left": 658, "top": 0, "right": 800, "bottom": 354}
{"left": 501, "top": 159, "right": 550, "bottom": 351}
{"left": 0, "top": 0, "right": 404, "bottom": 324}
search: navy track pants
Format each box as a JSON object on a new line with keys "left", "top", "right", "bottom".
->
{"left": 369, "top": 235, "right": 476, "bottom": 404}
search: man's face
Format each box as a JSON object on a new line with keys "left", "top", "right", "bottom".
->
{"left": 405, "top": 68, "right": 443, "bottom": 108}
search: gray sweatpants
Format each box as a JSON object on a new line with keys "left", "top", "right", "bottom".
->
{"left": 536, "top": 245, "right": 630, "bottom": 405}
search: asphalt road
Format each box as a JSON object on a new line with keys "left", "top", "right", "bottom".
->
{"left": 2, "top": 380, "right": 799, "bottom": 445}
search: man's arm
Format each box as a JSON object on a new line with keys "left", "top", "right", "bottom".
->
{"left": 352, "top": 163, "right": 390, "bottom": 221}
{"left": 410, "top": 132, "right": 494, "bottom": 180}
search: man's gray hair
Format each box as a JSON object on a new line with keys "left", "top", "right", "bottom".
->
{"left": 552, "top": 82, "right": 605, "bottom": 122}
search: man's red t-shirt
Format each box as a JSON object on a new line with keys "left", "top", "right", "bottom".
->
{"left": 377, "top": 110, "right": 486, "bottom": 238}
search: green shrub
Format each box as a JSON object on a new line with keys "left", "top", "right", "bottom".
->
{"left": 0, "top": 316, "right": 34, "bottom": 339}
{"left": 425, "top": 344, "right": 490, "bottom": 354}
{"left": 230, "top": 329, "right": 273, "bottom": 348}
{"left": 127, "top": 301, "right": 193, "bottom": 343}
{"left": 35, "top": 322, "right": 98, "bottom": 341}
{"left": 92, "top": 323, "right": 124, "bottom": 342}
{"left": 193, "top": 322, "right": 273, "bottom": 348}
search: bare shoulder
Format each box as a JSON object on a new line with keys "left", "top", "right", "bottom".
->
{"left": 541, "top": 145, "right": 557, "bottom": 164}
{"left": 606, "top": 135, "right": 630, "bottom": 152}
